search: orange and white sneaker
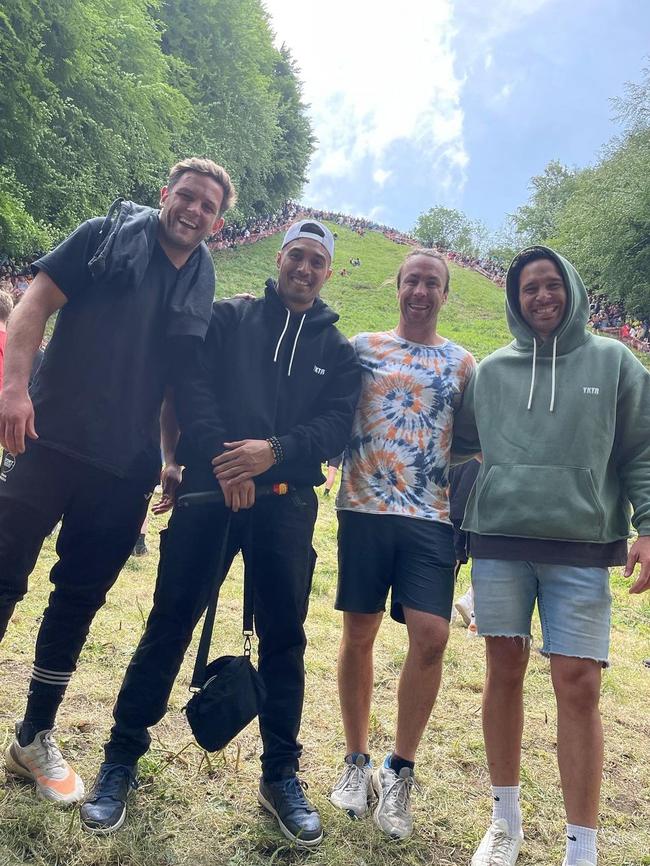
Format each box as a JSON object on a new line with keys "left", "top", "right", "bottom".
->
{"left": 5, "top": 722, "right": 85, "bottom": 805}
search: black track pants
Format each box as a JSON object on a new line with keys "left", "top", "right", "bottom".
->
{"left": 0, "top": 444, "right": 152, "bottom": 688}
{"left": 105, "top": 481, "right": 317, "bottom": 779}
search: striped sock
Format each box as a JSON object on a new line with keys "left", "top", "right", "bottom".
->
{"left": 19, "top": 665, "right": 73, "bottom": 745}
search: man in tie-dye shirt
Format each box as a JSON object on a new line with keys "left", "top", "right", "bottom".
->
{"left": 329, "top": 248, "right": 476, "bottom": 839}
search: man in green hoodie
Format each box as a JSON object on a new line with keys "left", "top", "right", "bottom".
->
{"left": 461, "top": 247, "right": 650, "bottom": 866}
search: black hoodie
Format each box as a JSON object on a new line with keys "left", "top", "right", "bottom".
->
{"left": 175, "top": 280, "right": 361, "bottom": 486}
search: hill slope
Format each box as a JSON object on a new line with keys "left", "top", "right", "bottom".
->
{"left": 1, "top": 227, "right": 648, "bottom": 866}
{"left": 213, "top": 223, "right": 511, "bottom": 359}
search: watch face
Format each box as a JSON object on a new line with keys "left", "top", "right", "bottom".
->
{"left": 0, "top": 450, "right": 16, "bottom": 482}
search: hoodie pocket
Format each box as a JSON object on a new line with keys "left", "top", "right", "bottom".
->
{"left": 476, "top": 464, "right": 605, "bottom": 541}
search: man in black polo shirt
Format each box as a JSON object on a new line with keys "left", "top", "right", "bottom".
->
{"left": 0, "top": 157, "right": 235, "bottom": 805}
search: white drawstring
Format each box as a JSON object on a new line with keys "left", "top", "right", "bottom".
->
{"left": 549, "top": 336, "right": 557, "bottom": 412}
{"left": 273, "top": 309, "right": 291, "bottom": 363}
{"left": 527, "top": 338, "right": 537, "bottom": 410}
{"left": 287, "top": 314, "right": 306, "bottom": 377}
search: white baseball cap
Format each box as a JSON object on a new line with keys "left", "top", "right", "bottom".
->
{"left": 281, "top": 219, "right": 334, "bottom": 261}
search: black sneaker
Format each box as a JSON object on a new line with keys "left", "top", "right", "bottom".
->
{"left": 80, "top": 763, "right": 138, "bottom": 834}
{"left": 258, "top": 776, "right": 323, "bottom": 848}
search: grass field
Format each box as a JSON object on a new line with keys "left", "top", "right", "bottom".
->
{"left": 1, "top": 226, "right": 649, "bottom": 866}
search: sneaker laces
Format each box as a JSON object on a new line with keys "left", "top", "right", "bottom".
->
{"left": 382, "top": 769, "right": 415, "bottom": 818}
{"left": 275, "top": 777, "right": 315, "bottom": 814}
{"left": 33, "top": 730, "right": 66, "bottom": 774}
{"left": 334, "top": 761, "right": 367, "bottom": 794}
{"left": 487, "top": 825, "right": 520, "bottom": 866}
{"left": 88, "top": 764, "right": 138, "bottom": 803}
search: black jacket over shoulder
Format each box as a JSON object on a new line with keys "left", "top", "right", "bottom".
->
{"left": 175, "top": 280, "right": 361, "bottom": 487}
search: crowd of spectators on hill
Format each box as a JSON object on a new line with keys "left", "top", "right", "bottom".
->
{"left": 207, "top": 200, "right": 301, "bottom": 250}
{"left": 588, "top": 293, "right": 649, "bottom": 352}
{"left": 4, "top": 211, "right": 647, "bottom": 352}
{"left": 301, "top": 207, "right": 417, "bottom": 246}
{"left": 446, "top": 250, "right": 506, "bottom": 286}
{"left": 0, "top": 258, "right": 35, "bottom": 304}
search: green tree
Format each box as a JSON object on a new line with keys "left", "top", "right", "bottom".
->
{"left": 555, "top": 131, "right": 650, "bottom": 313}
{"left": 159, "top": 0, "right": 313, "bottom": 217}
{"left": 413, "top": 206, "right": 477, "bottom": 254}
{"left": 0, "top": 167, "right": 55, "bottom": 258}
{"left": 612, "top": 60, "right": 649, "bottom": 132}
{"left": 551, "top": 64, "right": 650, "bottom": 312}
{"left": 511, "top": 160, "right": 577, "bottom": 245}
{"left": 265, "top": 45, "right": 315, "bottom": 207}
{"left": 0, "top": 0, "right": 188, "bottom": 241}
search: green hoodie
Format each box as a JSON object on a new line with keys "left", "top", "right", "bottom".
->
{"left": 460, "top": 246, "right": 650, "bottom": 543}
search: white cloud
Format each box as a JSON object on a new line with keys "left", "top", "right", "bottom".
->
{"left": 263, "top": 0, "right": 467, "bottom": 204}
{"left": 368, "top": 204, "right": 387, "bottom": 221}
{"left": 373, "top": 169, "right": 392, "bottom": 187}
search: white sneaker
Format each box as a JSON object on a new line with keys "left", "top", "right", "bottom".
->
{"left": 454, "top": 590, "right": 474, "bottom": 626}
{"left": 330, "top": 754, "right": 373, "bottom": 818}
{"left": 471, "top": 818, "right": 523, "bottom": 865}
{"left": 5, "top": 721, "right": 85, "bottom": 805}
{"left": 371, "top": 757, "right": 414, "bottom": 839}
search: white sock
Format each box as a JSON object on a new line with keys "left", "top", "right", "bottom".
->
{"left": 566, "top": 823, "right": 597, "bottom": 865}
{"left": 491, "top": 785, "right": 521, "bottom": 837}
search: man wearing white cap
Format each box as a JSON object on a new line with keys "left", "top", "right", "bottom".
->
{"left": 80, "top": 220, "right": 361, "bottom": 847}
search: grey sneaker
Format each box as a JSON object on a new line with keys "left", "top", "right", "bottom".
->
{"left": 330, "top": 754, "right": 373, "bottom": 818}
{"left": 471, "top": 819, "right": 523, "bottom": 865}
{"left": 371, "top": 757, "right": 414, "bottom": 839}
{"left": 5, "top": 721, "right": 84, "bottom": 805}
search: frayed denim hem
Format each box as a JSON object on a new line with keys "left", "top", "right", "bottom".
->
{"left": 539, "top": 647, "right": 610, "bottom": 669}
{"left": 477, "top": 632, "right": 531, "bottom": 647}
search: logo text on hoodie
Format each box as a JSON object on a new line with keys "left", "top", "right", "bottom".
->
{"left": 583, "top": 387, "right": 600, "bottom": 395}
{"left": 313, "top": 365, "right": 325, "bottom": 375}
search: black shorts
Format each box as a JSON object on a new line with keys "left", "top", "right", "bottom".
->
{"left": 335, "top": 509, "right": 455, "bottom": 623}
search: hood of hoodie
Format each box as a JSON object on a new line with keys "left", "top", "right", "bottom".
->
{"left": 505, "top": 246, "right": 590, "bottom": 358}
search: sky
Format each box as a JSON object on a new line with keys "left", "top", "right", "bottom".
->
{"left": 263, "top": 0, "right": 650, "bottom": 234}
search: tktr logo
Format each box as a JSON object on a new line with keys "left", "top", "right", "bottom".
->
{"left": 583, "top": 387, "right": 600, "bottom": 395}
{"left": 313, "top": 365, "right": 325, "bottom": 375}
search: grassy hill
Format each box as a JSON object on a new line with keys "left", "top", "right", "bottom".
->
{"left": 213, "top": 223, "right": 512, "bottom": 360}
{"left": 1, "top": 228, "right": 648, "bottom": 866}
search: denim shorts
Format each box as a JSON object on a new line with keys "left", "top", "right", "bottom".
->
{"left": 471, "top": 558, "right": 612, "bottom": 664}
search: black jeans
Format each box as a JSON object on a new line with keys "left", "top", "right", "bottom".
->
{"left": 105, "top": 478, "right": 318, "bottom": 780}
{"left": 0, "top": 443, "right": 152, "bottom": 685}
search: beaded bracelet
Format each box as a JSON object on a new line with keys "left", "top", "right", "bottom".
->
{"left": 266, "top": 436, "right": 284, "bottom": 465}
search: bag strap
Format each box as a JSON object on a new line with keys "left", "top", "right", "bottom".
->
{"left": 190, "top": 512, "right": 233, "bottom": 691}
{"left": 242, "top": 513, "right": 255, "bottom": 656}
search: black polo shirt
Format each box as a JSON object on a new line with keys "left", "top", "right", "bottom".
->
{"left": 31, "top": 218, "right": 209, "bottom": 480}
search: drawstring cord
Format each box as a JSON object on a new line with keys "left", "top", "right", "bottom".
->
{"left": 273, "top": 309, "right": 291, "bottom": 363}
{"left": 549, "top": 336, "right": 557, "bottom": 412}
{"left": 287, "top": 314, "right": 306, "bottom": 377}
{"left": 273, "top": 308, "right": 306, "bottom": 377}
{"left": 527, "top": 338, "right": 537, "bottom": 410}
{"left": 526, "top": 335, "right": 558, "bottom": 412}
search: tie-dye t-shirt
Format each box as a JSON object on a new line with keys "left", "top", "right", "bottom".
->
{"left": 336, "top": 330, "right": 475, "bottom": 523}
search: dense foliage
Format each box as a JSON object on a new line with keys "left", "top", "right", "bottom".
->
{"left": 0, "top": 0, "right": 313, "bottom": 257}
{"left": 413, "top": 206, "right": 487, "bottom": 258}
